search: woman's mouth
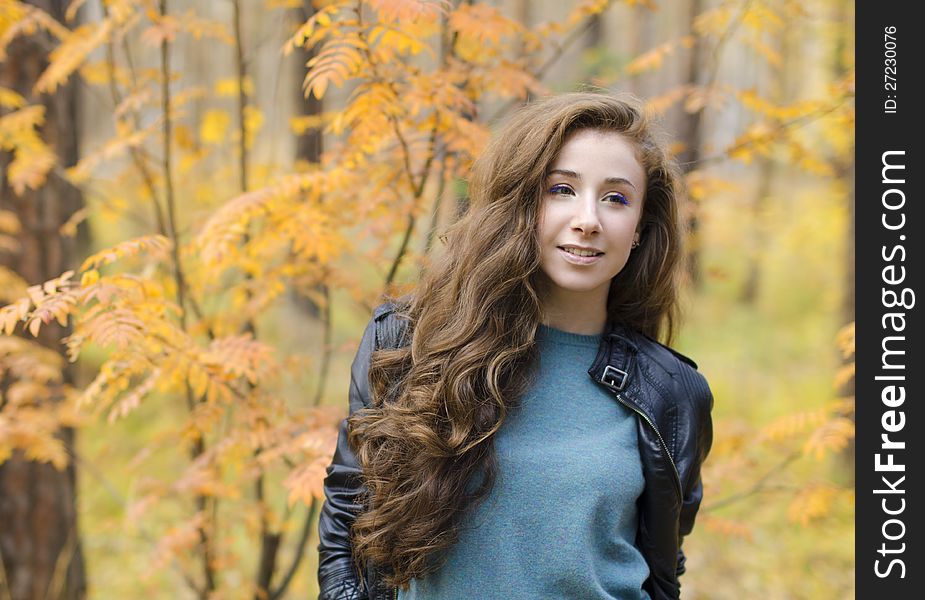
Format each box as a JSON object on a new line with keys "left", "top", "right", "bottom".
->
{"left": 558, "top": 246, "right": 604, "bottom": 265}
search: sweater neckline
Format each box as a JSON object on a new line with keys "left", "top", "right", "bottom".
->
{"left": 536, "top": 323, "right": 602, "bottom": 347}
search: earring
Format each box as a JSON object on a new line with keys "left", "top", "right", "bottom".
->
{"left": 631, "top": 239, "right": 640, "bottom": 249}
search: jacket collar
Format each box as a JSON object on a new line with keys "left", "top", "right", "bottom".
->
{"left": 590, "top": 323, "right": 683, "bottom": 492}
{"left": 588, "top": 323, "right": 655, "bottom": 420}
{"left": 589, "top": 322, "right": 636, "bottom": 388}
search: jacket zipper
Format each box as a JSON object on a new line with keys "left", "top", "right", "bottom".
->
{"left": 614, "top": 392, "right": 683, "bottom": 500}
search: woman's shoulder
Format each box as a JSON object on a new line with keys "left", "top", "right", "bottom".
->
{"left": 628, "top": 330, "right": 713, "bottom": 413}
{"left": 372, "top": 301, "right": 399, "bottom": 321}
{"left": 370, "top": 300, "right": 412, "bottom": 350}
{"left": 632, "top": 330, "right": 699, "bottom": 371}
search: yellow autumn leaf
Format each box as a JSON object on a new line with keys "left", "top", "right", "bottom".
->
{"left": 1, "top": 302, "right": 25, "bottom": 335}
{"left": 173, "top": 123, "right": 196, "bottom": 150}
{"left": 803, "top": 157, "right": 835, "bottom": 177}
{"left": 685, "top": 171, "right": 741, "bottom": 203}
{"left": 80, "top": 269, "right": 100, "bottom": 287}
{"left": 758, "top": 407, "right": 827, "bottom": 442}
{"left": 0, "top": 104, "right": 45, "bottom": 143}
{"left": 0, "top": 266, "right": 28, "bottom": 302}
{"left": 78, "top": 60, "right": 120, "bottom": 86}
{"left": 625, "top": 39, "right": 680, "bottom": 76}
{"left": 742, "top": 5, "right": 784, "bottom": 32}
{"left": 645, "top": 86, "right": 690, "bottom": 116}
{"left": 59, "top": 207, "right": 87, "bottom": 238}
{"left": 833, "top": 363, "right": 855, "bottom": 389}
{"left": 188, "top": 363, "right": 209, "bottom": 400}
{"left": 177, "top": 10, "right": 233, "bottom": 44}
{"left": 449, "top": 3, "right": 520, "bottom": 44}
{"left": 214, "top": 77, "right": 255, "bottom": 97}
{"left": 200, "top": 109, "right": 230, "bottom": 144}
{"left": 368, "top": 25, "right": 429, "bottom": 58}
{"left": 283, "top": 457, "right": 329, "bottom": 506}
{"left": 66, "top": 127, "right": 151, "bottom": 184}
{"left": 178, "top": 148, "right": 206, "bottom": 174}
{"left": 44, "top": 271, "right": 74, "bottom": 295}
{"left": 27, "top": 315, "right": 42, "bottom": 337}
{"left": 787, "top": 485, "right": 840, "bottom": 526}
{"left": 79, "top": 235, "right": 172, "bottom": 272}
{"left": 303, "top": 37, "right": 367, "bottom": 100}
{"left": 51, "top": 303, "right": 69, "bottom": 326}
{"left": 7, "top": 144, "right": 55, "bottom": 195}
{"left": 836, "top": 322, "right": 855, "bottom": 358}
{"left": 701, "top": 514, "right": 754, "bottom": 541}
{"left": 803, "top": 417, "right": 855, "bottom": 460}
{"left": 367, "top": 0, "right": 448, "bottom": 24}
{"left": 289, "top": 114, "right": 325, "bottom": 135}
{"left": 34, "top": 20, "right": 114, "bottom": 94}
{"left": 0, "top": 86, "right": 25, "bottom": 109}
{"left": 139, "top": 16, "right": 178, "bottom": 47}
{"left": 0, "top": 209, "right": 20, "bottom": 234}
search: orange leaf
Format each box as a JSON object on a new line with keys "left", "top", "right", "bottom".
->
{"left": 28, "top": 316, "right": 42, "bottom": 337}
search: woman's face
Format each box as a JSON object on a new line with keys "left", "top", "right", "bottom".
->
{"left": 536, "top": 129, "right": 646, "bottom": 308}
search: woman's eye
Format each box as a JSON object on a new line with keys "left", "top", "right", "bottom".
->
{"left": 548, "top": 184, "right": 574, "bottom": 196}
{"left": 604, "top": 192, "right": 630, "bottom": 206}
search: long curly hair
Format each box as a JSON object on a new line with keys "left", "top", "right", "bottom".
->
{"left": 347, "top": 92, "right": 686, "bottom": 588}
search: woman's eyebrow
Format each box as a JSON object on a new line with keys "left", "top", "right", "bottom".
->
{"left": 604, "top": 177, "right": 638, "bottom": 191}
{"left": 546, "top": 169, "right": 638, "bottom": 191}
{"left": 547, "top": 168, "right": 580, "bottom": 180}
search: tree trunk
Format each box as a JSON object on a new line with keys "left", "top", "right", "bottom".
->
{"left": 290, "top": 1, "right": 327, "bottom": 319}
{"left": 294, "top": 2, "right": 323, "bottom": 167}
{"left": 0, "top": 2, "right": 87, "bottom": 600}
{"left": 739, "top": 158, "right": 775, "bottom": 304}
{"left": 585, "top": 13, "right": 602, "bottom": 50}
{"left": 740, "top": 18, "right": 791, "bottom": 304}
{"left": 676, "top": 0, "right": 706, "bottom": 289}
{"left": 625, "top": 5, "right": 653, "bottom": 98}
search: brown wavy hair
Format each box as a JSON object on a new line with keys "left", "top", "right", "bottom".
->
{"left": 347, "top": 92, "right": 686, "bottom": 588}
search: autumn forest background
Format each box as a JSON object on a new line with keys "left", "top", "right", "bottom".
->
{"left": 0, "top": 0, "right": 855, "bottom": 598}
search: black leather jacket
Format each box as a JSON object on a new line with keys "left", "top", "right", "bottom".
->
{"left": 317, "top": 303, "right": 714, "bottom": 600}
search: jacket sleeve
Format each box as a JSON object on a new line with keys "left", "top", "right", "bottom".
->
{"left": 317, "top": 317, "right": 378, "bottom": 600}
{"left": 676, "top": 372, "right": 714, "bottom": 578}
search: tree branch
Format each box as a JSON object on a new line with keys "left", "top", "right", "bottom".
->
{"left": 101, "top": 1, "right": 167, "bottom": 237}
{"left": 351, "top": 1, "right": 441, "bottom": 290}
{"left": 68, "top": 448, "right": 205, "bottom": 596}
{"left": 268, "top": 499, "right": 320, "bottom": 600}
{"left": 311, "top": 283, "right": 333, "bottom": 407}
{"left": 159, "top": 1, "right": 215, "bottom": 595}
{"left": 486, "top": 10, "right": 602, "bottom": 124}
{"left": 233, "top": 0, "right": 249, "bottom": 195}
{"left": 382, "top": 120, "right": 439, "bottom": 288}
{"left": 703, "top": 450, "right": 801, "bottom": 512}
{"left": 423, "top": 146, "right": 449, "bottom": 256}
{"left": 686, "top": 98, "right": 850, "bottom": 170}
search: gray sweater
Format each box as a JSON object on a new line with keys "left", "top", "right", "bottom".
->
{"left": 400, "top": 324, "right": 651, "bottom": 600}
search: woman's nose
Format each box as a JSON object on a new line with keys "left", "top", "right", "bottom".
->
{"left": 569, "top": 196, "right": 601, "bottom": 234}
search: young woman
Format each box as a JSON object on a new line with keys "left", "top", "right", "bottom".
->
{"left": 317, "top": 93, "right": 714, "bottom": 600}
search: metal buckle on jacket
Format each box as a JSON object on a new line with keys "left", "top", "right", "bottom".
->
{"left": 601, "top": 364, "right": 628, "bottom": 391}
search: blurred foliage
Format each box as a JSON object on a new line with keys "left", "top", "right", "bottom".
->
{"left": 681, "top": 176, "right": 855, "bottom": 599}
{"left": 1, "top": 0, "right": 853, "bottom": 598}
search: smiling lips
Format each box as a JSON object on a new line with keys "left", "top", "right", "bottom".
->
{"left": 558, "top": 245, "right": 604, "bottom": 265}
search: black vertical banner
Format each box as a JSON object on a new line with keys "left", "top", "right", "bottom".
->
{"left": 856, "top": 2, "right": 922, "bottom": 597}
